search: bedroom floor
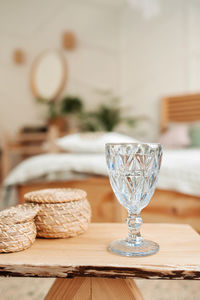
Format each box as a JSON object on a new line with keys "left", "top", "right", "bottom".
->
{"left": 0, "top": 278, "right": 199, "bottom": 300}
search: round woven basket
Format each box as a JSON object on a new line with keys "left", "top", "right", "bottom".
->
{"left": 24, "top": 188, "right": 91, "bottom": 238}
{"left": 0, "top": 204, "right": 39, "bottom": 253}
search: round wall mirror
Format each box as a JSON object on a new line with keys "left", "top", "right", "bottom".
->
{"left": 31, "top": 50, "right": 67, "bottom": 101}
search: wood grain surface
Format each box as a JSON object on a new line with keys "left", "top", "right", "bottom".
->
{"left": 0, "top": 223, "right": 200, "bottom": 280}
{"left": 160, "top": 93, "right": 200, "bottom": 132}
{"left": 44, "top": 278, "right": 144, "bottom": 300}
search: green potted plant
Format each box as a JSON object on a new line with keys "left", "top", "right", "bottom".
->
{"left": 79, "top": 97, "right": 141, "bottom": 132}
{"left": 36, "top": 96, "right": 84, "bottom": 132}
{"left": 60, "top": 96, "right": 84, "bottom": 132}
{"left": 36, "top": 98, "right": 67, "bottom": 131}
{"left": 60, "top": 96, "right": 83, "bottom": 115}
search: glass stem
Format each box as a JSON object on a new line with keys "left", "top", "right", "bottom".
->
{"left": 126, "top": 212, "right": 143, "bottom": 245}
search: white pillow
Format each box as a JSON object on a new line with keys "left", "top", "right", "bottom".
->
{"left": 56, "top": 132, "right": 138, "bottom": 153}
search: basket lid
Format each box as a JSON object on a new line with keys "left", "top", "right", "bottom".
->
{"left": 24, "top": 188, "right": 87, "bottom": 204}
{"left": 0, "top": 204, "right": 39, "bottom": 225}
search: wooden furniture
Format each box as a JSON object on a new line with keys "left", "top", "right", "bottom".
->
{"left": 17, "top": 177, "right": 200, "bottom": 232}
{"left": 161, "top": 92, "right": 200, "bottom": 132}
{"left": 1, "top": 126, "right": 59, "bottom": 180}
{"left": 0, "top": 223, "right": 200, "bottom": 300}
{"left": 143, "top": 189, "right": 200, "bottom": 232}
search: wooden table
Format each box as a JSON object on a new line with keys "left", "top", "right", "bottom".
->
{"left": 0, "top": 223, "right": 200, "bottom": 299}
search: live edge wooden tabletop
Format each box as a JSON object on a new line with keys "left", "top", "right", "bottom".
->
{"left": 0, "top": 223, "right": 200, "bottom": 280}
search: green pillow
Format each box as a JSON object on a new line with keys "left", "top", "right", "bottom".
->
{"left": 189, "top": 123, "right": 200, "bottom": 147}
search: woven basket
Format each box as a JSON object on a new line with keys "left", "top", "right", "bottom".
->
{"left": 24, "top": 188, "right": 91, "bottom": 238}
{"left": 0, "top": 204, "right": 39, "bottom": 253}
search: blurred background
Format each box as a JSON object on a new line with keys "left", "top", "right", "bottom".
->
{"left": 1, "top": 0, "right": 200, "bottom": 140}
{"left": 0, "top": 0, "right": 200, "bottom": 299}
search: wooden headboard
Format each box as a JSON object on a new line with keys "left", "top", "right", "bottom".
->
{"left": 161, "top": 93, "right": 200, "bottom": 132}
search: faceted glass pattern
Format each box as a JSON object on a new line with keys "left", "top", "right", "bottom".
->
{"left": 106, "top": 143, "right": 162, "bottom": 257}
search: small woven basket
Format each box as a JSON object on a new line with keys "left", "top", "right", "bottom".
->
{"left": 24, "top": 188, "right": 91, "bottom": 238}
{"left": 0, "top": 204, "right": 39, "bottom": 253}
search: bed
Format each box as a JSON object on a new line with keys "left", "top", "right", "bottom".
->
{"left": 2, "top": 93, "right": 200, "bottom": 230}
{"left": 147, "top": 92, "right": 200, "bottom": 230}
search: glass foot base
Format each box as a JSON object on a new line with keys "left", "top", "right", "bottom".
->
{"left": 109, "top": 239, "right": 159, "bottom": 257}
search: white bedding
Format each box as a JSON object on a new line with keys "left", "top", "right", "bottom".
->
{"left": 4, "top": 149, "right": 200, "bottom": 197}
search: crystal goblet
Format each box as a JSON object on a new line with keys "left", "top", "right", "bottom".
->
{"left": 106, "top": 143, "right": 163, "bottom": 257}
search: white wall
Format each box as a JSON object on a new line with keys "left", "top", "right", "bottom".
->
{"left": 0, "top": 0, "right": 199, "bottom": 141}
{"left": 0, "top": 0, "right": 121, "bottom": 138}
{"left": 119, "top": 0, "right": 200, "bottom": 139}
